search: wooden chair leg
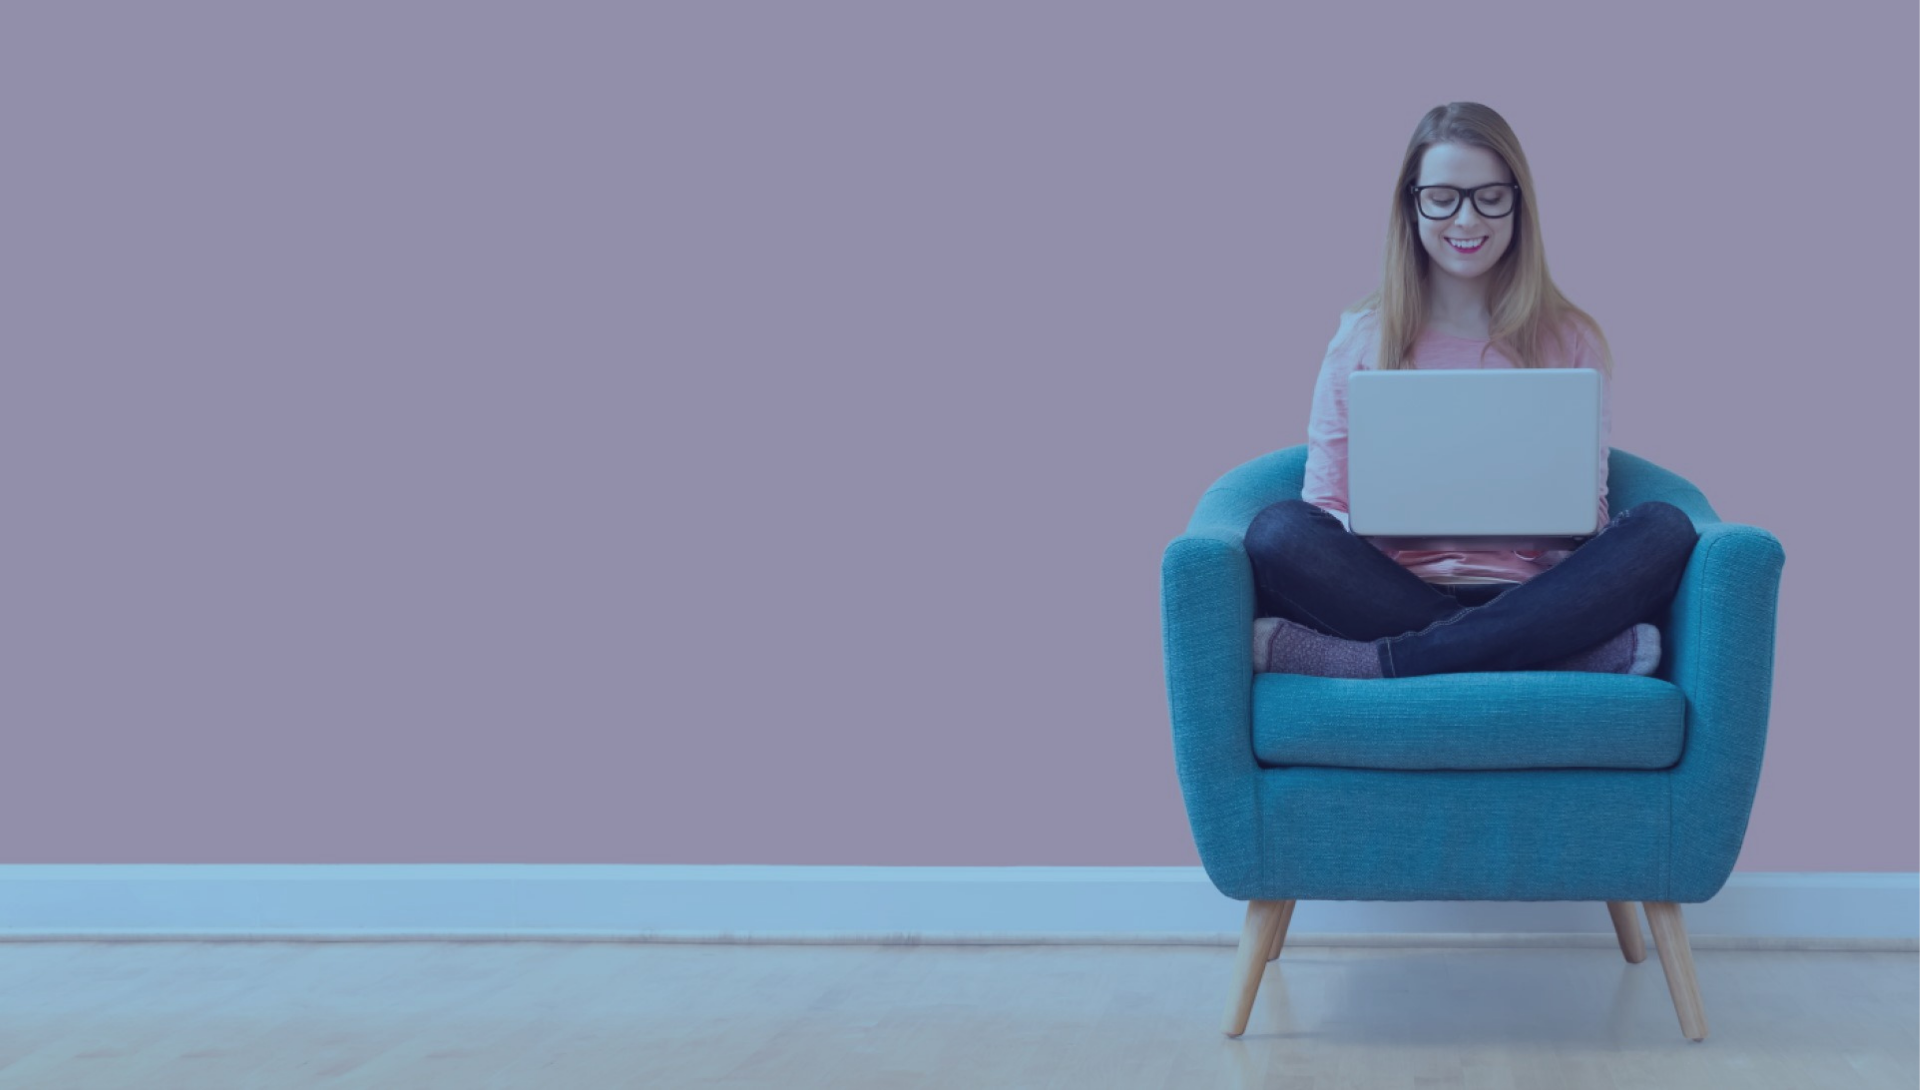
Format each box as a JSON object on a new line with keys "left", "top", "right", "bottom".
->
{"left": 1606, "top": 900, "right": 1647, "bottom": 963}
{"left": 1644, "top": 901, "right": 1709, "bottom": 1041}
{"left": 1224, "top": 900, "right": 1288, "bottom": 1037}
{"left": 1265, "top": 899, "right": 1296, "bottom": 962}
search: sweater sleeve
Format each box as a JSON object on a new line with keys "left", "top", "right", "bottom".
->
{"left": 1573, "top": 323, "right": 1612, "bottom": 530}
{"left": 1300, "top": 310, "right": 1371, "bottom": 524}
{"left": 1534, "top": 324, "right": 1613, "bottom": 569}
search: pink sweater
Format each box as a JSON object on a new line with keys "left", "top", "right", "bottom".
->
{"left": 1300, "top": 308, "right": 1611, "bottom": 585}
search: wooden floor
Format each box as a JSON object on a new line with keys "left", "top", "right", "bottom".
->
{"left": 0, "top": 941, "right": 1911, "bottom": 1088}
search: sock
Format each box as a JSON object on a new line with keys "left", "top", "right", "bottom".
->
{"left": 1252, "top": 616, "right": 1383, "bottom": 679}
{"left": 1531, "top": 623, "right": 1662, "bottom": 676}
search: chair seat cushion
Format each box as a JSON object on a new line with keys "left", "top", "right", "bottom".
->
{"left": 1252, "top": 671, "right": 1686, "bottom": 771}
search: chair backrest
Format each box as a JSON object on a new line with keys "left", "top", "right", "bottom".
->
{"left": 1186, "top": 445, "right": 1719, "bottom": 539}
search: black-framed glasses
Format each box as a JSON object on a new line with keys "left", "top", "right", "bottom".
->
{"left": 1408, "top": 182, "right": 1521, "bottom": 219}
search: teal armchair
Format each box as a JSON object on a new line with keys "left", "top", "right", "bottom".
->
{"left": 1161, "top": 445, "right": 1785, "bottom": 1041}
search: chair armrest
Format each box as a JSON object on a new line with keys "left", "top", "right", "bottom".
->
{"left": 1663, "top": 521, "right": 1787, "bottom": 902}
{"left": 1161, "top": 529, "right": 1264, "bottom": 900}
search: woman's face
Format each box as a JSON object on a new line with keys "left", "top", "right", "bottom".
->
{"left": 1411, "top": 142, "right": 1517, "bottom": 281}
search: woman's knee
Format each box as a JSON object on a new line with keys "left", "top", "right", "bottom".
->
{"left": 1627, "top": 499, "right": 1693, "bottom": 528}
{"left": 1246, "top": 499, "right": 1332, "bottom": 552}
{"left": 1621, "top": 500, "right": 1699, "bottom": 550}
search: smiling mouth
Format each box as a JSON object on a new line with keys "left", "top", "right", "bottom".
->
{"left": 1447, "top": 237, "right": 1486, "bottom": 252}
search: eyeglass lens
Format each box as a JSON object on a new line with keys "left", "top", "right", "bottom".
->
{"left": 1418, "top": 187, "right": 1514, "bottom": 218}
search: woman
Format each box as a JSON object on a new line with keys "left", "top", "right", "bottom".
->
{"left": 1248, "top": 102, "right": 1698, "bottom": 679}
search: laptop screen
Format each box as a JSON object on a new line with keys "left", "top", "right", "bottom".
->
{"left": 1346, "top": 368, "right": 1601, "bottom": 544}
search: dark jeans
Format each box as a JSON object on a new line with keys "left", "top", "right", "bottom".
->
{"left": 1244, "top": 500, "right": 1700, "bottom": 678}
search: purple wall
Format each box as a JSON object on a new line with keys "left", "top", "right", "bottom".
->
{"left": 5, "top": 5, "right": 1913, "bottom": 870}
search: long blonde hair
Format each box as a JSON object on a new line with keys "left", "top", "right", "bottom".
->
{"left": 1346, "top": 102, "right": 1613, "bottom": 379}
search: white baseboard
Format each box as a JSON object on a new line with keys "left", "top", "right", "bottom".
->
{"left": 0, "top": 867, "right": 1910, "bottom": 951}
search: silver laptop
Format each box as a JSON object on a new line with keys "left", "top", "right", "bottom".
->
{"left": 1346, "top": 368, "right": 1602, "bottom": 549}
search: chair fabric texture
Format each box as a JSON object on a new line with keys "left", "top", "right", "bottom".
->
{"left": 1161, "top": 445, "right": 1785, "bottom": 905}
